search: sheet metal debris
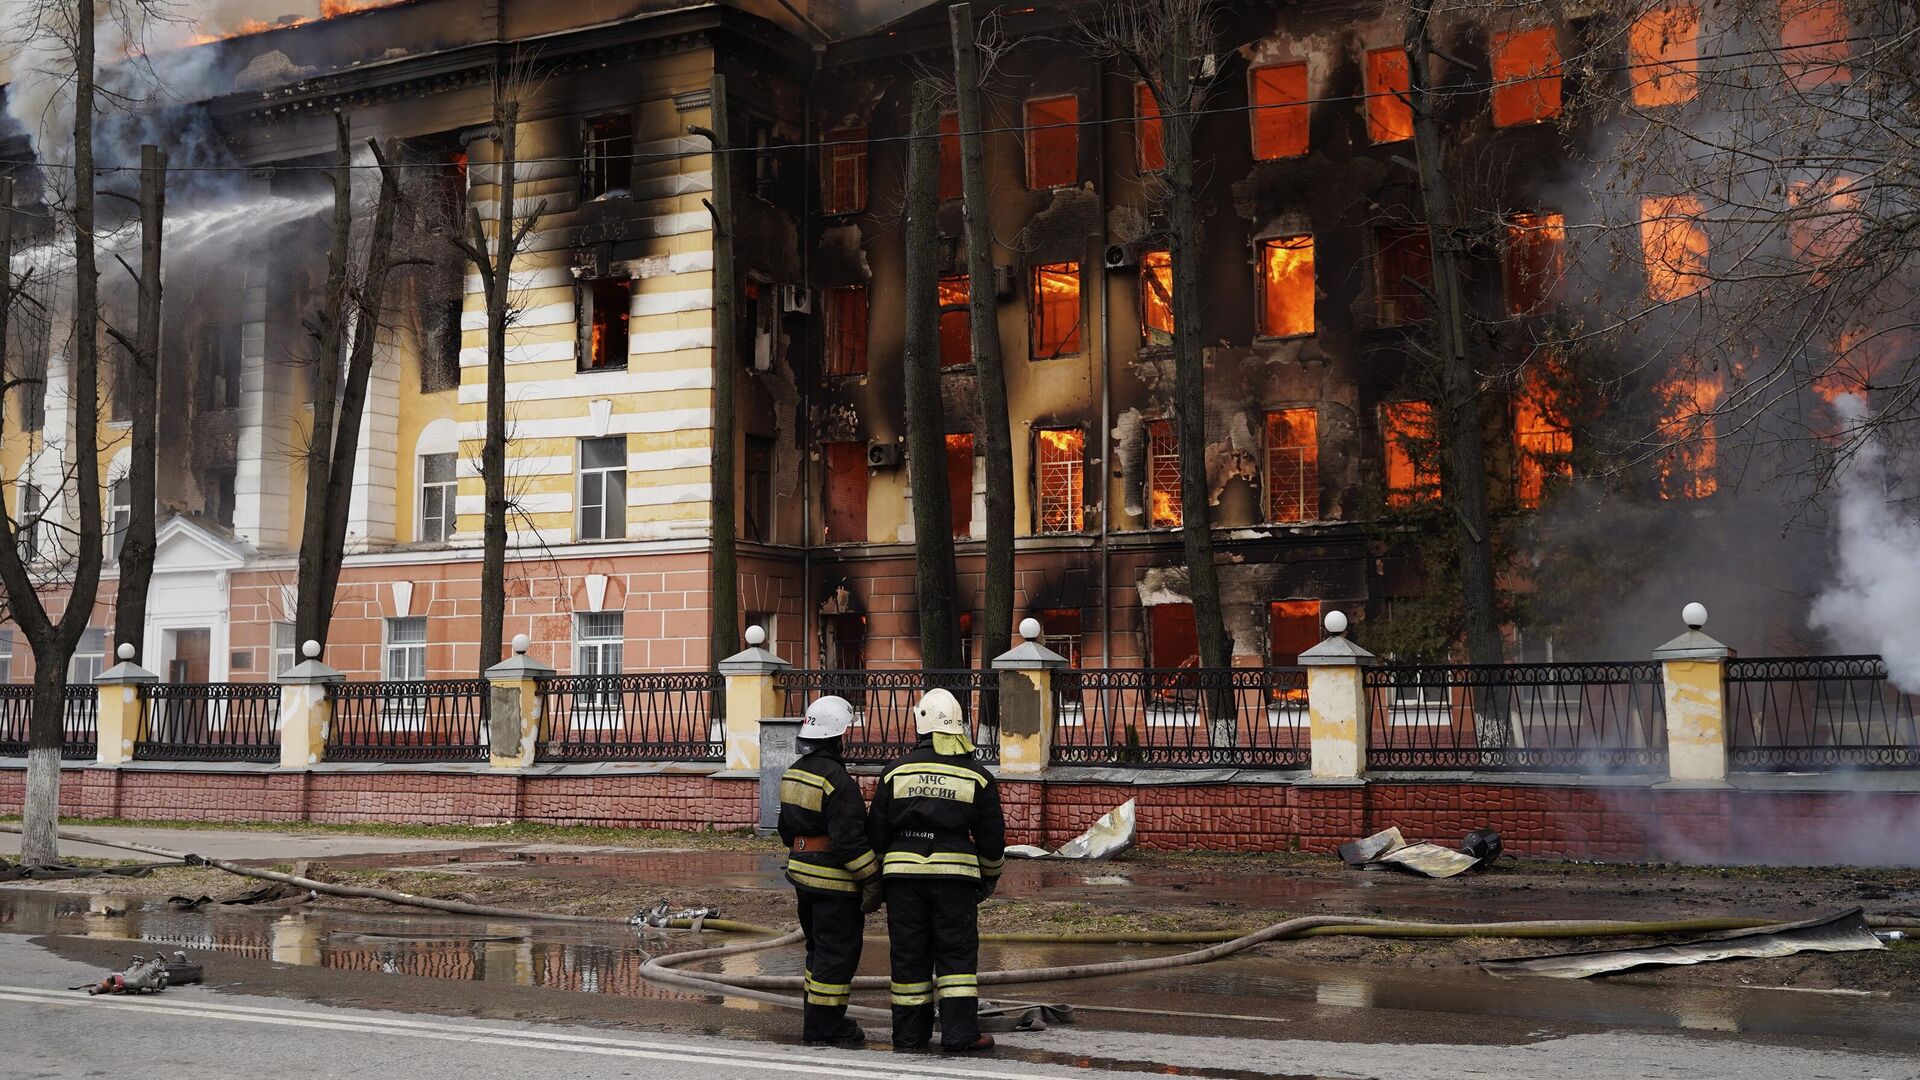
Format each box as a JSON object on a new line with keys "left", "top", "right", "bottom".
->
{"left": 1006, "top": 799, "right": 1136, "bottom": 861}
{"left": 1338, "top": 827, "right": 1499, "bottom": 878}
{"left": 1481, "top": 909, "right": 1886, "bottom": 979}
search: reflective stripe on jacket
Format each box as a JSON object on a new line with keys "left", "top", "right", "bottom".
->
{"left": 776, "top": 748, "right": 877, "bottom": 895}
{"left": 866, "top": 738, "right": 1006, "bottom": 882}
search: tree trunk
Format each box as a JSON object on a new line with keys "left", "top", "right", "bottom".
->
{"left": 949, "top": 3, "right": 1015, "bottom": 672}
{"left": 903, "top": 84, "right": 961, "bottom": 671}
{"left": 111, "top": 144, "right": 166, "bottom": 660}
{"left": 294, "top": 115, "right": 356, "bottom": 651}
{"left": 478, "top": 100, "right": 518, "bottom": 675}
{"left": 705, "top": 74, "right": 740, "bottom": 668}
{"left": 20, "top": 661, "right": 63, "bottom": 866}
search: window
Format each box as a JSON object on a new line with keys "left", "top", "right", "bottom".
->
{"left": 581, "top": 113, "right": 633, "bottom": 199}
{"left": 822, "top": 128, "right": 868, "bottom": 214}
{"left": 208, "top": 468, "right": 236, "bottom": 527}
{"left": 822, "top": 612, "right": 866, "bottom": 670}
{"left": 1258, "top": 236, "right": 1316, "bottom": 338}
{"left": 938, "top": 276, "right": 971, "bottom": 367}
{"left": 1266, "top": 408, "right": 1319, "bottom": 523}
{"left": 109, "top": 346, "right": 134, "bottom": 424}
{"left": 1515, "top": 364, "right": 1573, "bottom": 508}
{"left": 823, "top": 442, "right": 868, "bottom": 543}
{"left": 944, "top": 433, "right": 975, "bottom": 538}
{"left": 0, "top": 628, "right": 11, "bottom": 683}
{"left": 824, "top": 286, "right": 868, "bottom": 376}
{"left": 1781, "top": 0, "right": 1850, "bottom": 88}
{"left": 1657, "top": 370, "right": 1721, "bottom": 500}
{"left": 1630, "top": 4, "right": 1700, "bottom": 106}
{"left": 273, "top": 621, "right": 297, "bottom": 678}
{"left": 1375, "top": 226, "right": 1432, "bottom": 325}
{"left": 1505, "top": 212, "right": 1567, "bottom": 314}
{"left": 1640, "top": 195, "right": 1709, "bottom": 301}
{"left": 1034, "top": 428, "right": 1085, "bottom": 534}
{"left": 1381, "top": 401, "right": 1440, "bottom": 507}
{"left": 939, "top": 112, "right": 962, "bottom": 200}
{"left": 8, "top": 291, "right": 48, "bottom": 434}
{"left": 1149, "top": 603, "right": 1198, "bottom": 669}
{"left": 196, "top": 323, "right": 241, "bottom": 411}
{"left": 745, "top": 435, "right": 774, "bottom": 544}
{"left": 575, "top": 611, "right": 625, "bottom": 683}
{"left": 957, "top": 611, "right": 975, "bottom": 670}
{"left": 1490, "top": 27, "right": 1562, "bottom": 127}
{"left": 18, "top": 482, "right": 43, "bottom": 564}
{"left": 1788, "top": 176, "right": 1862, "bottom": 283}
{"left": 1140, "top": 250, "right": 1173, "bottom": 346}
{"left": 384, "top": 617, "right": 428, "bottom": 681}
{"left": 1135, "top": 83, "right": 1164, "bottom": 171}
{"left": 1030, "top": 263, "right": 1083, "bottom": 359}
{"left": 69, "top": 628, "right": 106, "bottom": 684}
{"left": 578, "top": 277, "right": 632, "bottom": 371}
{"left": 1365, "top": 48, "right": 1413, "bottom": 143}
{"left": 1147, "top": 418, "right": 1182, "bottom": 528}
{"left": 1269, "top": 600, "right": 1319, "bottom": 667}
{"left": 419, "top": 452, "right": 457, "bottom": 543}
{"left": 1034, "top": 608, "right": 1083, "bottom": 668}
{"left": 577, "top": 436, "right": 627, "bottom": 541}
{"left": 1025, "top": 95, "right": 1078, "bottom": 189}
{"left": 1250, "top": 63, "right": 1309, "bottom": 160}
{"left": 107, "top": 476, "right": 131, "bottom": 563}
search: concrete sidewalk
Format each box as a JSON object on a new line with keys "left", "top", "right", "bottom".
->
{"left": 0, "top": 824, "right": 514, "bottom": 863}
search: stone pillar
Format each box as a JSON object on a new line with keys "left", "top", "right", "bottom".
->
{"left": 278, "top": 639, "right": 343, "bottom": 769}
{"left": 1655, "top": 602, "right": 1732, "bottom": 785}
{"left": 756, "top": 715, "right": 803, "bottom": 835}
{"left": 1299, "top": 612, "right": 1376, "bottom": 782}
{"left": 992, "top": 617, "right": 1069, "bottom": 776}
{"left": 486, "top": 633, "right": 555, "bottom": 770}
{"left": 94, "top": 644, "right": 158, "bottom": 766}
{"left": 720, "top": 625, "right": 790, "bottom": 773}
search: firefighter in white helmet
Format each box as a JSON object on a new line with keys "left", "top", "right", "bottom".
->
{"left": 865, "top": 687, "right": 1005, "bottom": 1054}
{"left": 777, "top": 694, "right": 879, "bottom": 1047}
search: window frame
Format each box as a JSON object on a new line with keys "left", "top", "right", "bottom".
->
{"left": 1134, "top": 82, "right": 1165, "bottom": 172}
{"left": 937, "top": 275, "right": 972, "bottom": 368}
{"left": 744, "top": 434, "right": 775, "bottom": 544}
{"left": 1489, "top": 26, "right": 1564, "bottom": 128}
{"left": 1365, "top": 47, "right": 1413, "bottom": 144}
{"left": 69, "top": 628, "right": 107, "bottom": 685}
{"left": 1504, "top": 211, "right": 1567, "bottom": 315}
{"left": 1024, "top": 94, "right": 1079, "bottom": 190}
{"left": 1265, "top": 407, "right": 1320, "bottom": 524}
{"left": 1146, "top": 418, "right": 1182, "bottom": 529}
{"left": 1139, "top": 249, "right": 1173, "bottom": 347}
{"left": 1380, "top": 400, "right": 1441, "bottom": 507}
{"left": 1249, "top": 62, "right": 1310, "bottom": 160}
{"left": 107, "top": 475, "right": 132, "bottom": 564}
{"left": 938, "top": 111, "right": 963, "bottom": 201}
{"left": 419, "top": 451, "right": 458, "bottom": 544}
{"left": 1029, "top": 262, "right": 1084, "bottom": 360}
{"left": 18, "top": 482, "right": 44, "bottom": 564}
{"left": 1256, "top": 234, "right": 1317, "bottom": 339}
{"left": 580, "top": 112, "right": 634, "bottom": 200}
{"left": 383, "top": 616, "right": 429, "bottom": 683}
{"left": 577, "top": 275, "right": 633, "bottom": 372}
{"left": 823, "top": 286, "right": 868, "bottom": 376}
{"left": 821, "top": 127, "right": 868, "bottom": 215}
{"left": 572, "top": 611, "right": 626, "bottom": 721}
{"left": 272, "top": 621, "right": 297, "bottom": 679}
{"left": 822, "top": 441, "right": 869, "bottom": 544}
{"left": 1033, "top": 427, "right": 1086, "bottom": 535}
{"left": 576, "top": 436, "right": 629, "bottom": 542}
{"left": 1373, "top": 226, "right": 1432, "bottom": 326}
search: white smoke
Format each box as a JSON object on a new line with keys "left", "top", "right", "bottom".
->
{"left": 1808, "top": 395, "right": 1920, "bottom": 690}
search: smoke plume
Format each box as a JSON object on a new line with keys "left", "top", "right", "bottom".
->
{"left": 1807, "top": 396, "right": 1920, "bottom": 690}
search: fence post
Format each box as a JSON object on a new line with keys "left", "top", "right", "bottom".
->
{"left": 1299, "top": 612, "right": 1376, "bottom": 781}
{"left": 278, "top": 640, "right": 344, "bottom": 768}
{"left": 486, "top": 634, "right": 554, "bottom": 769}
{"left": 94, "top": 644, "right": 158, "bottom": 765}
{"left": 1654, "top": 602, "right": 1732, "bottom": 785}
{"left": 992, "top": 617, "right": 1069, "bottom": 776}
{"left": 719, "top": 625, "right": 790, "bottom": 772}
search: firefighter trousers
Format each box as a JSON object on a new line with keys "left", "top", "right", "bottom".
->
{"left": 883, "top": 877, "right": 981, "bottom": 1049}
{"left": 795, "top": 889, "right": 864, "bottom": 1043}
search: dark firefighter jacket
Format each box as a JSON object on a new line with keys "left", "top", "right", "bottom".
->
{"left": 867, "top": 738, "right": 1006, "bottom": 883}
{"left": 777, "top": 745, "right": 878, "bottom": 896}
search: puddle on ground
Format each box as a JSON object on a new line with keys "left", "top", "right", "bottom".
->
{"left": 3, "top": 887, "right": 1916, "bottom": 1046}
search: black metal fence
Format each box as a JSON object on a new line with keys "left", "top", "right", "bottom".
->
{"left": 1365, "top": 662, "right": 1668, "bottom": 772}
{"left": 0, "top": 684, "right": 98, "bottom": 759}
{"left": 536, "top": 673, "right": 723, "bottom": 761}
{"left": 1727, "top": 656, "right": 1920, "bottom": 770}
{"left": 328, "top": 679, "right": 489, "bottom": 762}
{"left": 776, "top": 669, "right": 1000, "bottom": 764}
{"left": 1051, "top": 667, "right": 1310, "bottom": 768}
{"left": 134, "top": 682, "right": 282, "bottom": 763}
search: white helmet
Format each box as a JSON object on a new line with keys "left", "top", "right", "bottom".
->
{"left": 912, "top": 687, "right": 967, "bottom": 737}
{"left": 799, "top": 695, "right": 855, "bottom": 740}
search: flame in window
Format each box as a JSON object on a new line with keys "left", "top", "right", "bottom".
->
{"left": 1505, "top": 212, "right": 1566, "bottom": 315}
{"left": 1147, "top": 419, "right": 1182, "bottom": 528}
{"left": 1381, "top": 401, "right": 1439, "bottom": 507}
{"left": 1031, "top": 263, "right": 1083, "bottom": 359}
{"left": 1135, "top": 83, "right": 1164, "bottom": 171}
{"left": 1655, "top": 370, "right": 1721, "bottom": 499}
{"left": 1259, "top": 236, "right": 1315, "bottom": 337}
{"left": 1266, "top": 408, "right": 1319, "bottom": 523}
{"left": 1036, "top": 428, "right": 1085, "bottom": 534}
{"left": 1491, "top": 27, "right": 1563, "bottom": 127}
{"left": 1250, "top": 63, "right": 1310, "bottom": 160}
{"left": 1140, "top": 250, "right": 1173, "bottom": 344}
{"left": 1782, "top": 0, "right": 1851, "bottom": 88}
{"left": 1365, "top": 48, "right": 1413, "bottom": 144}
{"left": 1630, "top": 4, "right": 1700, "bottom": 105}
{"left": 1514, "top": 363, "right": 1573, "bottom": 508}
{"left": 1640, "top": 195, "right": 1709, "bottom": 301}
{"left": 938, "top": 276, "right": 971, "bottom": 367}
{"left": 1788, "top": 176, "right": 1862, "bottom": 285}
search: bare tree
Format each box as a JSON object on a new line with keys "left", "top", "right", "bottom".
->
{"left": 105, "top": 143, "right": 163, "bottom": 658}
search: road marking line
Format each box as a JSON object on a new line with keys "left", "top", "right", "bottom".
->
{"left": 0, "top": 987, "right": 1077, "bottom": 1080}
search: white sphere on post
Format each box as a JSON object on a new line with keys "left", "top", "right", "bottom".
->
{"left": 1682, "top": 602, "right": 1708, "bottom": 631}
{"left": 1323, "top": 610, "right": 1349, "bottom": 636}
{"left": 301, "top": 640, "right": 320, "bottom": 660}
{"left": 745, "top": 624, "right": 766, "bottom": 647}
{"left": 512, "top": 633, "right": 531, "bottom": 656}
{"left": 116, "top": 643, "right": 135, "bottom": 661}
{"left": 1019, "top": 617, "right": 1041, "bottom": 642}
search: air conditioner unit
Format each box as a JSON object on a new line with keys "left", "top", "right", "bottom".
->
{"left": 1103, "top": 243, "right": 1139, "bottom": 269}
{"left": 992, "top": 264, "right": 1016, "bottom": 299}
{"left": 781, "top": 284, "right": 812, "bottom": 315}
{"left": 867, "top": 440, "right": 904, "bottom": 468}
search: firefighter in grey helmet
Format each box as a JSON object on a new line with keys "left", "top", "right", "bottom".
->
{"left": 777, "top": 694, "right": 880, "bottom": 1047}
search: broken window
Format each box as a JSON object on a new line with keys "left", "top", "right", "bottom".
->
{"left": 577, "top": 276, "right": 632, "bottom": 371}
{"left": 1250, "top": 63, "right": 1310, "bottom": 160}
{"left": 577, "top": 436, "right": 628, "bottom": 541}
{"left": 938, "top": 275, "right": 971, "bottom": 368}
{"left": 1035, "top": 607, "right": 1083, "bottom": 667}
{"left": 109, "top": 343, "right": 134, "bottom": 424}
{"left": 824, "top": 286, "right": 868, "bottom": 376}
{"left": 1381, "top": 401, "right": 1440, "bottom": 507}
{"left": 1140, "top": 249, "right": 1173, "bottom": 347}
{"left": 1266, "top": 408, "right": 1319, "bottom": 523}
{"left": 822, "top": 127, "right": 867, "bottom": 214}
{"left": 939, "top": 112, "right": 962, "bottom": 200}
{"left": 1490, "top": 27, "right": 1562, "bottom": 127}
{"left": 1514, "top": 364, "right": 1573, "bottom": 508}
{"left": 8, "top": 287, "right": 48, "bottom": 433}
{"left": 107, "top": 475, "right": 131, "bottom": 563}
{"left": 1147, "top": 418, "right": 1182, "bottom": 528}
{"left": 946, "top": 433, "right": 974, "bottom": 538}
{"left": 1656, "top": 368, "right": 1720, "bottom": 499}
{"left": 419, "top": 145, "right": 468, "bottom": 393}
{"left": 1505, "top": 212, "right": 1567, "bottom": 315}
{"left": 1035, "top": 427, "right": 1085, "bottom": 534}
{"left": 1135, "top": 83, "right": 1164, "bottom": 172}
{"left": 581, "top": 113, "right": 633, "bottom": 200}
{"left": 1781, "top": 0, "right": 1850, "bottom": 88}
{"left": 17, "top": 483, "right": 42, "bottom": 564}
{"left": 1025, "top": 95, "right": 1078, "bottom": 189}
{"left": 745, "top": 435, "right": 773, "bottom": 543}
{"left": 1030, "top": 262, "right": 1082, "bottom": 359}
{"left": 1630, "top": 4, "right": 1700, "bottom": 106}
{"left": 1269, "top": 599, "right": 1320, "bottom": 667}
{"left": 196, "top": 323, "right": 241, "bottom": 411}
{"left": 1640, "top": 195, "right": 1709, "bottom": 301}
{"left": 1258, "top": 235, "right": 1315, "bottom": 338}
{"left": 419, "top": 451, "right": 457, "bottom": 543}
{"left": 208, "top": 467, "right": 236, "bottom": 527}
{"left": 823, "top": 441, "right": 868, "bottom": 543}
{"left": 1149, "top": 603, "right": 1198, "bottom": 670}
{"left": 1365, "top": 47, "right": 1413, "bottom": 144}
{"left": 1375, "top": 226, "right": 1432, "bottom": 325}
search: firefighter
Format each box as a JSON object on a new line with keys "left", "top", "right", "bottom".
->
{"left": 778, "top": 695, "right": 880, "bottom": 1048}
{"left": 866, "top": 687, "right": 1005, "bottom": 1054}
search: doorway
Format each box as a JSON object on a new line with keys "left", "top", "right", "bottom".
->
{"left": 168, "top": 628, "right": 211, "bottom": 683}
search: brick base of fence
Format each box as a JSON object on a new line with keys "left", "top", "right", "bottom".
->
{"left": 5, "top": 763, "right": 1913, "bottom": 865}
